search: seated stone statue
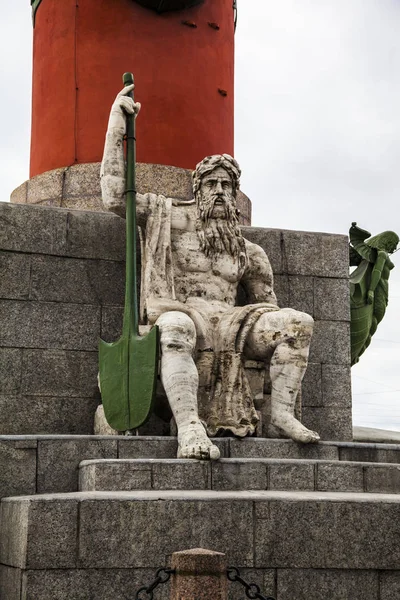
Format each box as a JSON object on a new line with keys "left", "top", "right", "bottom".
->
{"left": 100, "top": 85, "right": 320, "bottom": 460}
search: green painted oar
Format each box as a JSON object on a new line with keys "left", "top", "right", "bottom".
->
{"left": 98, "top": 73, "right": 159, "bottom": 431}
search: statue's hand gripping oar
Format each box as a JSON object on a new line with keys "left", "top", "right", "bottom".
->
{"left": 98, "top": 73, "right": 159, "bottom": 431}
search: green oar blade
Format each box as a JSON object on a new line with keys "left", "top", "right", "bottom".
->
{"left": 99, "top": 326, "right": 159, "bottom": 431}
{"left": 128, "top": 326, "right": 160, "bottom": 428}
{"left": 99, "top": 337, "right": 129, "bottom": 431}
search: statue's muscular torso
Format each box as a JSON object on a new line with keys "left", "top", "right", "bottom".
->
{"left": 137, "top": 196, "right": 277, "bottom": 312}
{"left": 170, "top": 204, "right": 245, "bottom": 310}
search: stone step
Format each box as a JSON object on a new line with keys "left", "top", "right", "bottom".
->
{"left": 1, "top": 489, "right": 400, "bottom": 599}
{"left": 3, "top": 434, "right": 400, "bottom": 500}
{"left": 79, "top": 457, "right": 400, "bottom": 494}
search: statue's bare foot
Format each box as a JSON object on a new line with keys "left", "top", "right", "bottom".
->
{"left": 271, "top": 412, "right": 320, "bottom": 444}
{"left": 177, "top": 421, "right": 220, "bottom": 460}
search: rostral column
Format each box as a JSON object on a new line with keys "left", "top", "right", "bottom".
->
{"left": 15, "top": 0, "right": 250, "bottom": 223}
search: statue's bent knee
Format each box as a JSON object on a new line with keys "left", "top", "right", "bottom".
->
{"left": 296, "top": 311, "right": 314, "bottom": 330}
{"left": 156, "top": 311, "right": 196, "bottom": 354}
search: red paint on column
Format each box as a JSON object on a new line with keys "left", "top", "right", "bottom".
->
{"left": 30, "top": 0, "right": 234, "bottom": 178}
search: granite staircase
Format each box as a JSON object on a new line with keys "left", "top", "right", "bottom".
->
{"left": 1, "top": 435, "right": 400, "bottom": 599}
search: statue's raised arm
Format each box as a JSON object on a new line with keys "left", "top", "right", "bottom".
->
{"left": 100, "top": 85, "right": 141, "bottom": 217}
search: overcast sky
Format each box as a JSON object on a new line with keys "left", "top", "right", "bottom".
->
{"left": 1, "top": 1, "right": 400, "bottom": 431}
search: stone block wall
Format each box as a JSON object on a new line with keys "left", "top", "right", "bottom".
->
{"left": 10, "top": 162, "right": 252, "bottom": 226}
{"left": 1, "top": 490, "right": 400, "bottom": 600}
{"left": 243, "top": 227, "right": 352, "bottom": 440}
{"left": 0, "top": 202, "right": 352, "bottom": 439}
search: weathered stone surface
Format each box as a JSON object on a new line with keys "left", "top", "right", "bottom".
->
{"left": 10, "top": 180, "right": 27, "bottom": 204}
{"left": 242, "top": 227, "right": 283, "bottom": 274}
{"left": 0, "top": 300, "right": 100, "bottom": 351}
{"left": 268, "top": 461, "right": 315, "bottom": 491}
{"left": 212, "top": 460, "right": 267, "bottom": 491}
{"left": 12, "top": 163, "right": 251, "bottom": 225}
{"left": 152, "top": 461, "right": 210, "bottom": 490}
{"left": 0, "top": 440, "right": 36, "bottom": 500}
{"left": 37, "top": 439, "right": 118, "bottom": 493}
{"left": 302, "top": 406, "right": 353, "bottom": 441}
{"left": 80, "top": 461, "right": 153, "bottom": 492}
{"left": 1, "top": 497, "right": 78, "bottom": 569}
{"left": 101, "top": 305, "right": 123, "bottom": 342}
{"left": 309, "top": 320, "right": 351, "bottom": 365}
{"left": 0, "top": 348, "right": 22, "bottom": 394}
{"left": 0, "top": 396, "right": 98, "bottom": 435}
{"left": 354, "top": 426, "right": 400, "bottom": 444}
{"left": 62, "top": 195, "right": 104, "bottom": 212}
{"left": 321, "top": 363, "right": 352, "bottom": 408}
{"left": 365, "top": 464, "right": 400, "bottom": 493}
{"left": 79, "top": 498, "right": 254, "bottom": 568}
{"left": 30, "top": 255, "right": 125, "bottom": 305}
{"left": 17, "top": 564, "right": 270, "bottom": 600}
{"left": 118, "top": 437, "right": 179, "bottom": 459}
{"left": 136, "top": 162, "right": 193, "bottom": 200}
{"left": 63, "top": 163, "right": 101, "bottom": 199}
{"left": 21, "top": 349, "right": 99, "bottom": 397}
{"left": 0, "top": 565, "right": 21, "bottom": 600}
{"left": 20, "top": 568, "right": 169, "bottom": 600}
{"left": 0, "top": 203, "right": 67, "bottom": 255}
{"left": 0, "top": 499, "right": 30, "bottom": 568}
{"left": 255, "top": 497, "right": 400, "bottom": 568}
{"left": 277, "top": 569, "right": 379, "bottom": 600}
{"left": 27, "top": 167, "right": 65, "bottom": 204}
{"left": 301, "top": 363, "right": 323, "bottom": 407}
{"left": 380, "top": 571, "right": 400, "bottom": 600}
{"left": 65, "top": 210, "right": 125, "bottom": 260}
{"left": 316, "top": 462, "right": 364, "bottom": 492}
{"left": 280, "top": 230, "right": 349, "bottom": 278}
{"left": 229, "top": 438, "right": 339, "bottom": 460}
{"left": 272, "top": 274, "right": 289, "bottom": 307}
{"left": 170, "top": 548, "right": 227, "bottom": 600}
{"left": 338, "top": 444, "right": 400, "bottom": 465}
{"left": 314, "top": 278, "right": 350, "bottom": 321}
{"left": 287, "top": 276, "right": 314, "bottom": 316}
{"left": 238, "top": 193, "right": 252, "bottom": 227}
{"left": 117, "top": 437, "right": 231, "bottom": 459}
{"left": 0, "top": 252, "right": 31, "bottom": 300}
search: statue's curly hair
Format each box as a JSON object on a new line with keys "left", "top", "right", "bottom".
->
{"left": 192, "top": 154, "right": 241, "bottom": 199}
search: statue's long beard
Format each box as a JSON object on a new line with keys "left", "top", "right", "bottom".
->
{"left": 196, "top": 195, "right": 246, "bottom": 259}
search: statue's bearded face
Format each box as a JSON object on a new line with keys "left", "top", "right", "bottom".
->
{"left": 196, "top": 166, "right": 246, "bottom": 260}
{"left": 198, "top": 166, "right": 236, "bottom": 221}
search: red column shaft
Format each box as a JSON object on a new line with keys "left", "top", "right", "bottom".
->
{"left": 30, "top": 0, "right": 235, "bottom": 178}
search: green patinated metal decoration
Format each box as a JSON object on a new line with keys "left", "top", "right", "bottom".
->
{"left": 134, "top": 0, "right": 204, "bottom": 11}
{"left": 31, "top": 1, "right": 237, "bottom": 28}
{"left": 29, "top": 0, "right": 204, "bottom": 27}
{"left": 31, "top": 0, "right": 43, "bottom": 26}
{"left": 99, "top": 73, "right": 159, "bottom": 431}
{"left": 349, "top": 222, "right": 399, "bottom": 366}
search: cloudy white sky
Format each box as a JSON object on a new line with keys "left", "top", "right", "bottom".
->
{"left": 1, "top": 1, "right": 400, "bottom": 431}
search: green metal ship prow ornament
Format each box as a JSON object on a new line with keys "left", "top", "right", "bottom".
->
{"left": 31, "top": 0, "right": 205, "bottom": 26}
{"left": 349, "top": 222, "right": 399, "bottom": 366}
{"left": 98, "top": 74, "right": 159, "bottom": 431}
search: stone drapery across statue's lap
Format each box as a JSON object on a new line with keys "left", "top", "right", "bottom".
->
{"left": 99, "top": 85, "right": 320, "bottom": 459}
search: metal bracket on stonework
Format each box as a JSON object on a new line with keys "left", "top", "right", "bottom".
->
{"left": 31, "top": 0, "right": 43, "bottom": 27}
